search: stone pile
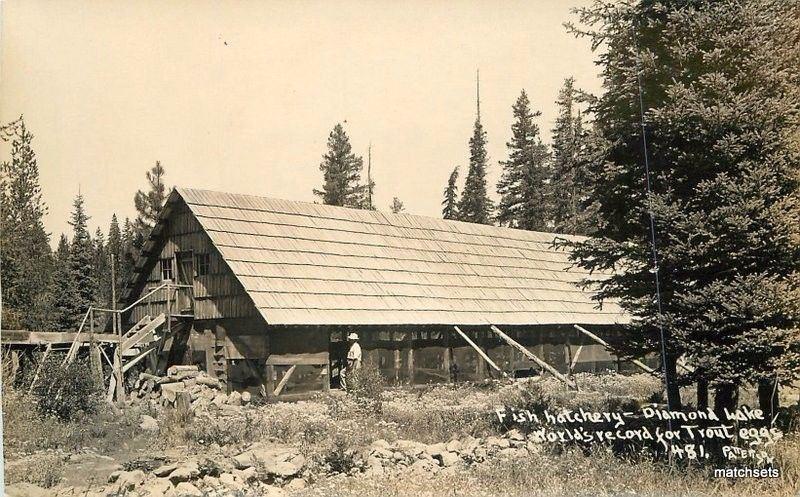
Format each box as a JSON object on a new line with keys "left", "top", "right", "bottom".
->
{"left": 104, "top": 442, "right": 305, "bottom": 497}
{"left": 361, "top": 429, "right": 535, "bottom": 476}
{"left": 133, "top": 365, "right": 253, "bottom": 414}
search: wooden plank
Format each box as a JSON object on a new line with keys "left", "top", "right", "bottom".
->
{"left": 573, "top": 325, "right": 657, "bottom": 375}
{"left": 570, "top": 344, "right": 584, "bottom": 370}
{"left": 453, "top": 326, "right": 504, "bottom": 375}
{"left": 2, "top": 331, "right": 120, "bottom": 345}
{"left": 266, "top": 352, "right": 329, "bottom": 365}
{"left": 122, "top": 343, "right": 158, "bottom": 373}
{"left": 273, "top": 365, "right": 297, "bottom": 396}
{"left": 489, "top": 325, "right": 575, "bottom": 389}
{"left": 121, "top": 314, "right": 165, "bottom": 352}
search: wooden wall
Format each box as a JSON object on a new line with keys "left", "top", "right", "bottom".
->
{"left": 127, "top": 201, "right": 259, "bottom": 325}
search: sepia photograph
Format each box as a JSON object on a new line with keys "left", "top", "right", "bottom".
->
{"left": 1, "top": 1, "right": 799, "bottom": 496}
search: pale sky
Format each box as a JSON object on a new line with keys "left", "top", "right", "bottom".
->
{"left": 0, "top": 0, "right": 601, "bottom": 244}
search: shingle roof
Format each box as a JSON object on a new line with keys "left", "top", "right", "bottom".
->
{"left": 175, "top": 187, "right": 628, "bottom": 327}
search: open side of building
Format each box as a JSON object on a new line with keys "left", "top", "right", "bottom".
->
{"left": 121, "top": 187, "right": 635, "bottom": 398}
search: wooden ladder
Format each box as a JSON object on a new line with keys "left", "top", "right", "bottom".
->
{"left": 212, "top": 329, "right": 227, "bottom": 388}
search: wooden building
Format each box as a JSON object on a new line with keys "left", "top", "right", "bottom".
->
{"left": 122, "top": 187, "right": 631, "bottom": 398}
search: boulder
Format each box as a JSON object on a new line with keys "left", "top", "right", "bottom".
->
{"left": 139, "top": 414, "right": 159, "bottom": 432}
{"left": 445, "top": 439, "right": 462, "bottom": 453}
{"left": 168, "top": 462, "right": 200, "bottom": 484}
{"left": 439, "top": 451, "right": 460, "bottom": 467}
{"left": 284, "top": 478, "right": 307, "bottom": 490}
{"left": 424, "top": 442, "right": 446, "bottom": 459}
{"left": 234, "top": 466, "right": 257, "bottom": 483}
{"left": 233, "top": 444, "right": 305, "bottom": 477}
{"left": 153, "top": 463, "right": 179, "bottom": 477}
{"left": 139, "top": 478, "right": 173, "bottom": 495}
{"left": 219, "top": 473, "right": 245, "bottom": 492}
{"left": 109, "top": 469, "right": 146, "bottom": 491}
{"left": 241, "top": 391, "right": 252, "bottom": 403}
{"left": 173, "top": 482, "right": 203, "bottom": 496}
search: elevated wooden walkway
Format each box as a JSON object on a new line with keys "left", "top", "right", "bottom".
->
{"left": 1, "top": 330, "right": 120, "bottom": 345}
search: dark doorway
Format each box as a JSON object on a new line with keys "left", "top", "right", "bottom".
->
{"left": 175, "top": 251, "right": 194, "bottom": 313}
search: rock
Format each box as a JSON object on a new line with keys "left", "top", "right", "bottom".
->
{"left": 408, "top": 458, "right": 440, "bottom": 474}
{"left": 227, "top": 391, "right": 242, "bottom": 406}
{"left": 139, "top": 478, "right": 173, "bottom": 495}
{"left": 241, "top": 391, "right": 252, "bottom": 403}
{"left": 219, "top": 473, "right": 245, "bottom": 492}
{"left": 202, "top": 475, "right": 220, "bottom": 487}
{"left": 499, "top": 447, "right": 525, "bottom": 459}
{"left": 153, "top": 463, "right": 179, "bottom": 477}
{"left": 370, "top": 447, "right": 394, "bottom": 459}
{"left": 445, "top": 439, "right": 462, "bottom": 453}
{"left": 284, "top": 478, "right": 307, "bottom": 490}
{"left": 5, "top": 483, "right": 50, "bottom": 497}
{"left": 486, "top": 436, "right": 510, "bottom": 449}
{"left": 395, "top": 440, "right": 425, "bottom": 456}
{"left": 371, "top": 439, "right": 391, "bottom": 449}
{"left": 212, "top": 393, "right": 228, "bottom": 407}
{"left": 161, "top": 382, "right": 187, "bottom": 403}
{"left": 234, "top": 466, "right": 257, "bottom": 483}
{"left": 110, "top": 469, "right": 146, "bottom": 491}
{"left": 233, "top": 443, "right": 305, "bottom": 477}
{"left": 439, "top": 451, "right": 460, "bottom": 467}
{"left": 174, "top": 482, "right": 203, "bottom": 496}
{"left": 425, "top": 442, "right": 446, "bottom": 458}
{"left": 139, "top": 414, "right": 159, "bottom": 432}
{"left": 196, "top": 376, "right": 222, "bottom": 389}
{"left": 168, "top": 462, "right": 200, "bottom": 484}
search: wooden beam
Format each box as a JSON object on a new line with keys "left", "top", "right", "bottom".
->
{"left": 273, "top": 365, "right": 297, "bottom": 396}
{"left": 27, "top": 344, "right": 52, "bottom": 394}
{"left": 570, "top": 344, "right": 584, "bottom": 370}
{"left": 453, "top": 326, "right": 505, "bottom": 376}
{"left": 489, "top": 325, "right": 575, "bottom": 389}
{"left": 573, "top": 325, "right": 657, "bottom": 375}
{"left": 2, "top": 331, "right": 120, "bottom": 346}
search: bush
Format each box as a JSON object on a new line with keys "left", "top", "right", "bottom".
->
{"left": 26, "top": 354, "right": 101, "bottom": 421}
{"left": 345, "top": 365, "right": 385, "bottom": 413}
{"left": 5, "top": 452, "right": 65, "bottom": 488}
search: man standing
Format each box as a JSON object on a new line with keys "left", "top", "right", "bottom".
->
{"left": 341, "top": 332, "right": 362, "bottom": 390}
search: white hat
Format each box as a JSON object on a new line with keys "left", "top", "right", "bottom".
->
{"left": 347, "top": 332, "right": 359, "bottom": 340}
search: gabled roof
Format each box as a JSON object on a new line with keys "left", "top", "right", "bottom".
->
{"left": 156, "top": 187, "right": 627, "bottom": 326}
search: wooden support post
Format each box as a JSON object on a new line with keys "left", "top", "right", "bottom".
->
{"left": 266, "top": 365, "right": 275, "bottom": 399}
{"left": 407, "top": 331, "right": 414, "bottom": 385}
{"left": 453, "top": 326, "right": 504, "bottom": 376}
{"left": 570, "top": 344, "right": 584, "bottom": 371}
{"left": 475, "top": 330, "right": 486, "bottom": 379}
{"left": 489, "top": 325, "right": 575, "bottom": 389}
{"left": 573, "top": 325, "right": 657, "bottom": 375}
{"left": 10, "top": 350, "right": 19, "bottom": 385}
{"left": 28, "top": 344, "right": 52, "bottom": 394}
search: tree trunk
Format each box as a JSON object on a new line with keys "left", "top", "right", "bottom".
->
{"left": 664, "top": 352, "right": 682, "bottom": 411}
{"left": 697, "top": 377, "right": 709, "bottom": 411}
{"left": 714, "top": 383, "right": 738, "bottom": 420}
{"left": 757, "top": 378, "right": 779, "bottom": 426}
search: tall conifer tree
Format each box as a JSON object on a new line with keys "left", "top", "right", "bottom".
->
{"left": 68, "top": 193, "right": 97, "bottom": 322}
{"left": 496, "top": 90, "right": 551, "bottom": 231}
{"left": 133, "top": 161, "right": 167, "bottom": 247}
{"left": 458, "top": 74, "right": 494, "bottom": 225}
{"left": 441, "top": 166, "right": 460, "bottom": 220}
{"left": 50, "top": 234, "right": 79, "bottom": 331}
{"left": 313, "top": 123, "right": 367, "bottom": 208}
{"left": 570, "top": 0, "right": 800, "bottom": 415}
{"left": 0, "top": 118, "right": 53, "bottom": 329}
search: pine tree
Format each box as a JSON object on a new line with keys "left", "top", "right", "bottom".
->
{"left": 133, "top": 161, "right": 167, "bottom": 247}
{"left": 50, "top": 234, "right": 80, "bottom": 331}
{"left": 550, "top": 79, "right": 595, "bottom": 235}
{"left": 68, "top": 193, "right": 97, "bottom": 323}
{"left": 458, "top": 116, "right": 493, "bottom": 224}
{"left": 0, "top": 117, "right": 53, "bottom": 330}
{"left": 120, "top": 217, "right": 136, "bottom": 298}
{"left": 313, "top": 124, "right": 367, "bottom": 208}
{"left": 441, "top": 166, "right": 460, "bottom": 220}
{"left": 496, "top": 90, "right": 551, "bottom": 231}
{"left": 107, "top": 214, "right": 123, "bottom": 304}
{"left": 570, "top": 0, "right": 800, "bottom": 415}
{"left": 389, "top": 197, "right": 405, "bottom": 214}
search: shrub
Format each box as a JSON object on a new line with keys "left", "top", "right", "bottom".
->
{"left": 5, "top": 452, "right": 65, "bottom": 488}
{"left": 345, "top": 365, "right": 385, "bottom": 413}
{"left": 323, "top": 436, "right": 359, "bottom": 475}
{"left": 26, "top": 354, "right": 101, "bottom": 421}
